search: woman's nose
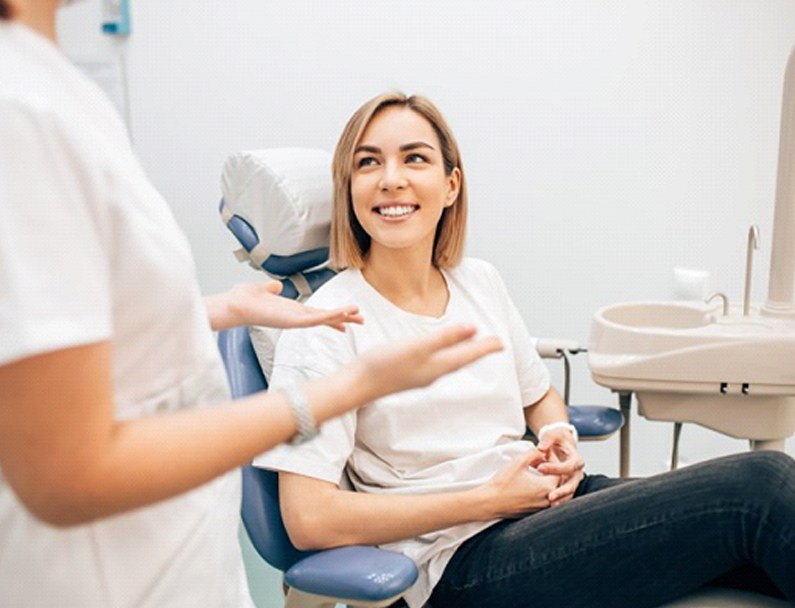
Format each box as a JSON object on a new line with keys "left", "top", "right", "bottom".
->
{"left": 378, "top": 160, "right": 407, "bottom": 191}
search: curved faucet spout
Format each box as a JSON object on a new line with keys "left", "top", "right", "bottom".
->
{"left": 706, "top": 292, "right": 730, "bottom": 316}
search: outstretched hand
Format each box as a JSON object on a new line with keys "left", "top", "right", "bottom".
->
{"left": 360, "top": 324, "right": 503, "bottom": 399}
{"left": 206, "top": 280, "right": 364, "bottom": 332}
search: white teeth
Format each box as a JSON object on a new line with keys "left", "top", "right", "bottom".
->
{"left": 377, "top": 205, "right": 416, "bottom": 217}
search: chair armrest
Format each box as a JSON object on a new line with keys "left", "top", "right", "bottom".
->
{"left": 285, "top": 545, "right": 418, "bottom": 604}
{"left": 535, "top": 337, "right": 585, "bottom": 358}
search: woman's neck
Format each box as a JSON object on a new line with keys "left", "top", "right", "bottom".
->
{"left": 11, "top": 0, "right": 59, "bottom": 42}
{"left": 362, "top": 245, "right": 450, "bottom": 318}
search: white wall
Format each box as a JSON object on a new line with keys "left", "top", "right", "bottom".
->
{"left": 57, "top": 0, "right": 795, "bottom": 477}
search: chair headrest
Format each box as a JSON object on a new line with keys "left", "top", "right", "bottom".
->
{"left": 220, "top": 148, "right": 333, "bottom": 278}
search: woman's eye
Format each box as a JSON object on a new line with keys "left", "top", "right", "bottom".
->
{"left": 406, "top": 153, "right": 427, "bottom": 164}
{"left": 356, "top": 156, "right": 377, "bottom": 169}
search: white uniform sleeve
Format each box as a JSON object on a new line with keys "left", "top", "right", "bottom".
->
{"left": 484, "top": 262, "right": 550, "bottom": 406}
{"left": 253, "top": 325, "right": 357, "bottom": 485}
{"left": 0, "top": 101, "right": 111, "bottom": 365}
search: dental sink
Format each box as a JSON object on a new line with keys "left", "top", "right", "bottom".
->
{"left": 588, "top": 301, "right": 795, "bottom": 449}
{"left": 599, "top": 302, "right": 711, "bottom": 330}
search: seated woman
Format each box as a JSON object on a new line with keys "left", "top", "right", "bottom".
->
{"left": 254, "top": 92, "right": 795, "bottom": 608}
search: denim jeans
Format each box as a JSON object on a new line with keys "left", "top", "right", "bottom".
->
{"left": 429, "top": 451, "right": 795, "bottom": 608}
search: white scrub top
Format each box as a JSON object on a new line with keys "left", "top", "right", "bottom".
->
{"left": 0, "top": 22, "right": 252, "bottom": 607}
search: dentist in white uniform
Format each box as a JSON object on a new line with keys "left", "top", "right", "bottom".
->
{"left": 0, "top": 1, "right": 502, "bottom": 605}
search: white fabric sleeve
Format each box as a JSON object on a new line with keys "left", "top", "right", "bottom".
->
{"left": 0, "top": 102, "right": 111, "bottom": 365}
{"left": 486, "top": 263, "right": 551, "bottom": 406}
{"left": 252, "top": 326, "right": 357, "bottom": 485}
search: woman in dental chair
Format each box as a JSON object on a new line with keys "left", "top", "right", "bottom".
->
{"left": 255, "top": 92, "right": 795, "bottom": 608}
{"left": 0, "top": 2, "right": 501, "bottom": 606}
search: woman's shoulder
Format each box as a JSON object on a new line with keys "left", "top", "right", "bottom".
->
{"left": 305, "top": 268, "right": 364, "bottom": 307}
{"left": 448, "top": 257, "right": 502, "bottom": 283}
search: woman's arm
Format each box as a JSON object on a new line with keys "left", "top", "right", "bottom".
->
{"left": 0, "top": 325, "right": 500, "bottom": 527}
{"left": 280, "top": 450, "right": 559, "bottom": 550}
{"left": 205, "top": 280, "right": 364, "bottom": 332}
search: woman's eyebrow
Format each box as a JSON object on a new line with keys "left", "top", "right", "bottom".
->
{"left": 354, "top": 141, "right": 436, "bottom": 154}
{"left": 400, "top": 141, "right": 435, "bottom": 152}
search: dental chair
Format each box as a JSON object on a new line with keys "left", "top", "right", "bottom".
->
{"left": 219, "top": 325, "right": 418, "bottom": 608}
{"left": 217, "top": 148, "right": 789, "bottom": 608}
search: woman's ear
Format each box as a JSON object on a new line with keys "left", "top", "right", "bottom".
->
{"left": 444, "top": 167, "right": 462, "bottom": 208}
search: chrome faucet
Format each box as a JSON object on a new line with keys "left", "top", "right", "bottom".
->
{"left": 706, "top": 292, "right": 730, "bottom": 316}
{"left": 744, "top": 224, "right": 760, "bottom": 316}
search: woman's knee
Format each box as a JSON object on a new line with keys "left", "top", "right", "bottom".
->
{"left": 730, "top": 451, "right": 795, "bottom": 496}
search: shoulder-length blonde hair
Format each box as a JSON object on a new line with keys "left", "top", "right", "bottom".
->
{"left": 330, "top": 92, "right": 467, "bottom": 270}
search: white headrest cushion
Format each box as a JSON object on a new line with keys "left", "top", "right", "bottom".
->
{"left": 221, "top": 148, "right": 333, "bottom": 255}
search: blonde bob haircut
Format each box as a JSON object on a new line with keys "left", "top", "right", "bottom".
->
{"left": 330, "top": 92, "right": 467, "bottom": 270}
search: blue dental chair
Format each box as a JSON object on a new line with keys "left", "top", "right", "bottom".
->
{"left": 219, "top": 324, "right": 418, "bottom": 608}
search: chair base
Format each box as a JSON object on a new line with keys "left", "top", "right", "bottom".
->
{"left": 286, "top": 587, "right": 404, "bottom": 608}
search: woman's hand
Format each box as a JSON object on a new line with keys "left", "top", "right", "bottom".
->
{"left": 205, "top": 280, "right": 364, "bottom": 332}
{"left": 535, "top": 430, "right": 585, "bottom": 507}
{"left": 355, "top": 324, "right": 503, "bottom": 399}
{"left": 473, "top": 448, "right": 560, "bottom": 520}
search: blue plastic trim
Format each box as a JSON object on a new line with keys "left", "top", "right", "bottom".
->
{"left": 279, "top": 268, "right": 337, "bottom": 300}
{"left": 285, "top": 546, "right": 418, "bottom": 602}
{"left": 220, "top": 200, "right": 330, "bottom": 275}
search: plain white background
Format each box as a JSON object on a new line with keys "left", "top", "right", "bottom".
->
{"left": 54, "top": 3, "right": 795, "bottom": 605}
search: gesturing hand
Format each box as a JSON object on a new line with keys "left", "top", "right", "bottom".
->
{"left": 535, "top": 430, "right": 585, "bottom": 507}
{"left": 207, "top": 280, "right": 365, "bottom": 332}
{"left": 360, "top": 325, "right": 503, "bottom": 398}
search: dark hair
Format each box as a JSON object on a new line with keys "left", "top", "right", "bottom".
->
{"left": 0, "top": 0, "right": 11, "bottom": 19}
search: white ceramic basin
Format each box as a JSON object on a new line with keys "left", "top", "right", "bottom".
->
{"left": 588, "top": 301, "right": 795, "bottom": 444}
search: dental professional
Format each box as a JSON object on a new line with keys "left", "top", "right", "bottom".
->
{"left": 0, "top": 2, "right": 503, "bottom": 606}
{"left": 256, "top": 92, "right": 795, "bottom": 608}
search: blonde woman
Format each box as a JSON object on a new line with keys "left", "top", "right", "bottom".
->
{"left": 256, "top": 92, "right": 795, "bottom": 608}
{"left": 0, "top": 3, "right": 501, "bottom": 606}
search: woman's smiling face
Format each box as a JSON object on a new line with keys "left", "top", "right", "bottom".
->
{"left": 350, "top": 105, "right": 460, "bottom": 260}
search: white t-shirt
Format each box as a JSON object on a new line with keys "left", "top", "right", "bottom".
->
{"left": 255, "top": 259, "right": 550, "bottom": 608}
{"left": 0, "top": 22, "right": 252, "bottom": 607}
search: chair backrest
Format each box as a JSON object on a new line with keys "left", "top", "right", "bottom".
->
{"left": 219, "top": 148, "right": 335, "bottom": 300}
{"left": 218, "top": 326, "right": 317, "bottom": 572}
{"left": 218, "top": 148, "right": 337, "bottom": 572}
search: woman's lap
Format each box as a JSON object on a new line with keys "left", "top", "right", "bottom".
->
{"left": 430, "top": 451, "right": 795, "bottom": 608}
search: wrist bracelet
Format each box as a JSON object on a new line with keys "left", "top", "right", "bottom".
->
{"left": 537, "top": 421, "right": 578, "bottom": 443}
{"left": 283, "top": 383, "right": 319, "bottom": 445}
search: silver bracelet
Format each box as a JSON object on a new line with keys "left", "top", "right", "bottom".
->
{"left": 283, "top": 383, "right": 319, "bottom": 445}
{"left": 537, "top": 421, "right": 578, "bottom": 443}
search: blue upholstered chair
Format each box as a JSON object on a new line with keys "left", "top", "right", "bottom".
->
{"left": 219, "top": 325, "right": 418, "bottom": 608}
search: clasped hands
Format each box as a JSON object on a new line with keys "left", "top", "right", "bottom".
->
{"left": 483, "top": 430, "right": 585, "bottom": 519}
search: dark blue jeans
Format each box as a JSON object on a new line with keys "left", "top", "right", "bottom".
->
{"left": 429, "top": 451, "right": 795, "bottom": 608}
